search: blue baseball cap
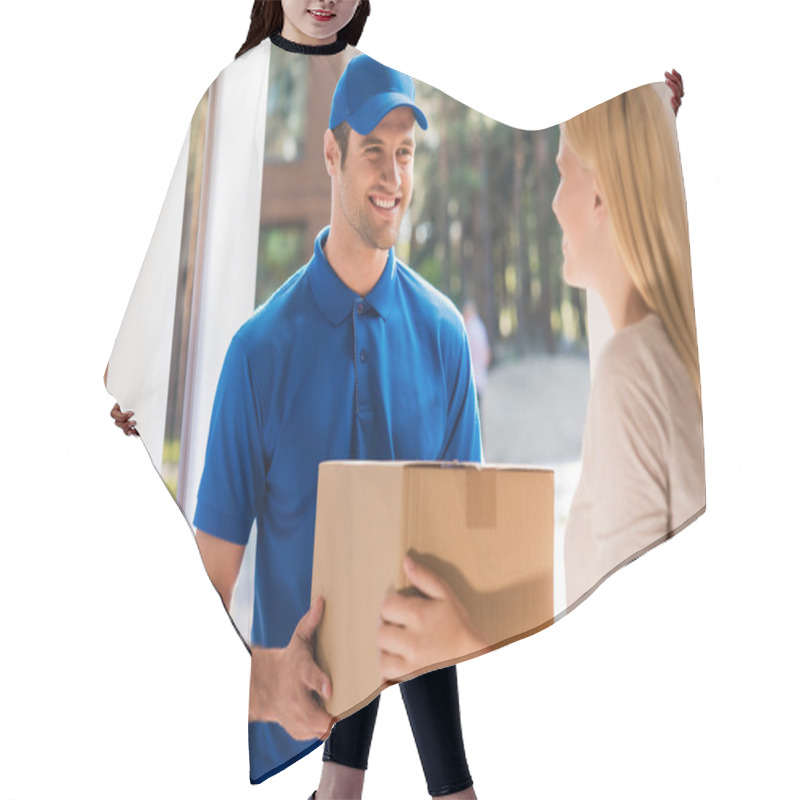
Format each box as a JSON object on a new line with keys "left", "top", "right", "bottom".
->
{"left": 329, "top": 54, "right": 428, "bottom": 135}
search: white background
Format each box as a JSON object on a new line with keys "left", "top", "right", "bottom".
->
{"left": 1, "top": 1, "right": 798, "bottom": 798}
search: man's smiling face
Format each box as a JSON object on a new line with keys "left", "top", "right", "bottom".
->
{"left": 333, "top": 106, "right": 416, "bottom": 252}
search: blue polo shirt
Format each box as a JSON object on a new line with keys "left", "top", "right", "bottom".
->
{"left": 194, "top": 227, "right": 482, "bottom": 782}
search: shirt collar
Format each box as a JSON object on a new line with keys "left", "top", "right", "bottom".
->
{"left": 308, "top": 227, "right": 397, "bottom": 325}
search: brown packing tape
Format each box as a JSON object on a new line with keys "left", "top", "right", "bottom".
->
{"left": 465, "top": 466, "right": 496, "bottom": 529}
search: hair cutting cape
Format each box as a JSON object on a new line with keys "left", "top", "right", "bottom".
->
{"left": 107, "top": 35, "right": 705, "bottom": 783}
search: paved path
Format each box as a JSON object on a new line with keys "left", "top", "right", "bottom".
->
{"left": 482, "top": 352, "right": 590, "bottom": 465}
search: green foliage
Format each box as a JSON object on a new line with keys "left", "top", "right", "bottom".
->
{"left": 162, "top": 438, "right": 181, "bottom": 464}
{"left": 256, "top": 224, "right": 306, "bottom": 307}
{"left": 161, "top": 439, "right": 181, "bottom": 501}
{"left": 416, "top": 255, "right": 443, "bottom": 288}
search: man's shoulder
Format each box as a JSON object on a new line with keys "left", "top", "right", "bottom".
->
{"left": 233, "top": 265, "right": 310, "bottom": 351}
{"left": 395, "top": 260, "right": 465, "bottom": 334}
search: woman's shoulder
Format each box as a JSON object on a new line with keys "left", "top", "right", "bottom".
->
{"left": 598, "top": 314, "right": 678, "bottom": 381}
{"left": 593, "top": 313, "right": 696, "bottom": 423}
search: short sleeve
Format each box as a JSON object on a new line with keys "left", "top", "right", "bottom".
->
{"left": 193, "top": 332, "right": 268, "bottom": 545}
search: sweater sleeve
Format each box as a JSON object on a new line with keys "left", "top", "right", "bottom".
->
{"left": 565, "top": 331, "right": 671, "bottom": 604}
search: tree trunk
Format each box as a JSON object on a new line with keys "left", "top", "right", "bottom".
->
{"left": 438, "top": 98, "right": 452, "bottom": 298}
{"left": 533, "top": 129, "right": 554, "bottom": 353}
{"left": 513, "top": 127, "right": 532, "bottom": 351}
{"left": 478, "top": 119, "right": 496, "bottom": 345}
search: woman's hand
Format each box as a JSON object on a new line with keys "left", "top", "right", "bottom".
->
{"left": 377, "top": 555, "right": 488, "bottom": 682}
{"left": 665, "top": 69, "right": 684, "bottom": 115}
{"left": 110, "top": 403, "right": 139, "bottom": 436}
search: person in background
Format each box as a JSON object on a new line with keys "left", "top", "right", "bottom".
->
{"left": 462, "top": 300, "right": 491, "bottom": 426}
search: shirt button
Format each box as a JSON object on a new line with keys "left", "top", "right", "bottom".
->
{"left": 360, "top": 349, "right": 368, "bottom": 363}
{"left": 356, "top": 302, "right": 365, "bottom": 315}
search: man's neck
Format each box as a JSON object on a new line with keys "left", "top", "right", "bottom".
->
{"left": 323, "top": 224, "right": 389, "bottom": 298}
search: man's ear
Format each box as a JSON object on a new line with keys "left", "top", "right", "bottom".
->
{"left": 323, "top": 129, "right": 339, "bottom": 177}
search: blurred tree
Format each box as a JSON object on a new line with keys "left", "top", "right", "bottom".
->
{"left": 533, "top": 128, "right": 555, "bottom": 353}
{"left": 408, "top": 83, "right": 584, "bottom": 360}
{"left": 513, "top": 127, "right": 532, "bottom": 350}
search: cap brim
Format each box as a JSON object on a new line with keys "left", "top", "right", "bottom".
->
{"left": 348, "top": 92, "right": 429, "bottom": 135}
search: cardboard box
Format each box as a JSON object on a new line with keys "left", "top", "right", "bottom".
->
{"left": 310, "top": 461, "right": 554, "bottom": 719}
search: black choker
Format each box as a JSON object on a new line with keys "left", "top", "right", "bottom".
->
{"left": 270, "top": 33, "right": 348, "bottom": 55}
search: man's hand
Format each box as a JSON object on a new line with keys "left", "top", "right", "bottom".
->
{"left": 249, "top": 596, "right": 334, "bottom": 741}
{"left": 377, "top": 556, "right": 488, "bottom": 682}
{"left": 110, "top": 403, "right": 139, "bottom": 436}
{"left": 665, "top": 69, "right": 684, "bottom": 115}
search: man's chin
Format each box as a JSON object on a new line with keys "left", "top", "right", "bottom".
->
{"left": 362, "top": 228, "right": 399, "bottom": 253}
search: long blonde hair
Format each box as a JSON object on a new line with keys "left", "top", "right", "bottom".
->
{"left": 561, "top": 83, "right": 700, "bottom": 402}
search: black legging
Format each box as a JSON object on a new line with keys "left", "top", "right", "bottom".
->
{"left": 323, "top": 665, "right": 473, "bottom": 797}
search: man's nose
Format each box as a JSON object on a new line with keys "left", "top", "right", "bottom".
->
{"left": 379, "top": 155, "right": 402, "bottom": 189}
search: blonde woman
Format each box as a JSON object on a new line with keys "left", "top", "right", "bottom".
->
{"left": 377, "top": 77, "right": 704, "bottom": 679}
{"left": 553, "top": 81, "right": 704, "bottom": 607}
